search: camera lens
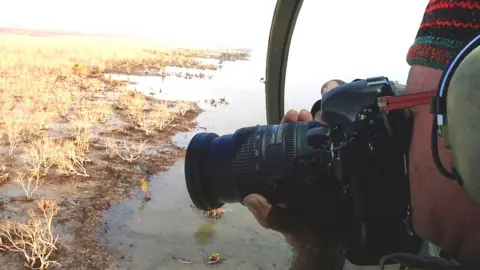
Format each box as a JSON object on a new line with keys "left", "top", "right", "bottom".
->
{"left": 184, "top": 122, "right": 317, "bottom": 210}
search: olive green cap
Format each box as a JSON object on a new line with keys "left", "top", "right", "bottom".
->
{"left": 445, "top": 45, "right": 480, "bottom": 204}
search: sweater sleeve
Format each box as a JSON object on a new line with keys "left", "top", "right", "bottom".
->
{"left": 407, "top": 0, "right": 480, "bottom": 71}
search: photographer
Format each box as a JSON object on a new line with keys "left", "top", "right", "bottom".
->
{"left": 244, "top": 1, "right": 480, "bottom": 269}
{"left": 321, "top": 79, "right": 345, "bottom": 96}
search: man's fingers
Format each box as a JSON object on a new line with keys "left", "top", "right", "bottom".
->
{"left": 245, "top": 109, "right": 311, "bottom": 231}
{"left": 243, "top": 195, "right": 299, "bottom": 247}
{"left": 243, "top": 194, "right": 272, "bottom": 228}
{"left": 281, "top": 109, "right": 312, "bottom": 124}
{"left": 284, "top": 233, "right": 298, "bottom": 247}
{"left": 281, "top": 109, "right": 299, "bottom": 123}
{"left": 298, "top": 109, "right": 313, "bottom": 121}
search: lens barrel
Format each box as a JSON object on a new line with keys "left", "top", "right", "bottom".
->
{"left": 185, "top": 122, "right": 316, "bottom": 210}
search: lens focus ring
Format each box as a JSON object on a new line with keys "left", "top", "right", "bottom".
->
{"left": 230, "top": 127, "right": 262, "bottom": 198}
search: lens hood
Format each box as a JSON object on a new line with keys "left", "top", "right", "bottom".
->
{"left": 185, "top": 132, "right": 225, "bottom": 210}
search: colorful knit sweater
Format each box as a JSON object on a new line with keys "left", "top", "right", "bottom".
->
{"left": 407, "top": 0, "right": 480, "bottom": 70}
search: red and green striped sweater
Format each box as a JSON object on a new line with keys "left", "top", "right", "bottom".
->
{"left": 407, "top": 0, "right": 480, "bottom": 70}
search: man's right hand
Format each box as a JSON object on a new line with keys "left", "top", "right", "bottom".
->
{"left": 243, "top": 109, "right": 312, "bottom": 247}
{"left": 243, "top": 109, "right": 346, "bottom": 269}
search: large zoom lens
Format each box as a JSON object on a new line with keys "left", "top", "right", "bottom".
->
{"left": 185, "top": 121, "right": 320, "bottom": 210}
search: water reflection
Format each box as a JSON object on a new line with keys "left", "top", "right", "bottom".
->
{"left": 195, "top": 220, "right": 216, "bottom": 245}
{"left": 98, "top": 160, "right": 295, "bottom": 270}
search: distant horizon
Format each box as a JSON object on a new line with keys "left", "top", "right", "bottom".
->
{"left": 0, "top": 26, "right": 253, "bottom": 50}
{"left": 0, "top": 0, "right": 277, "bottom": 48}
{"left": 0, "top": 26, "right": 147, "bottom": 38}
{"left": 1, "top": 0, "right": 429, "bottom": 83}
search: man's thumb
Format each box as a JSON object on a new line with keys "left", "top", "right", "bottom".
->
{"left": 243, "top": 194, "right": 271, "bottom": 227}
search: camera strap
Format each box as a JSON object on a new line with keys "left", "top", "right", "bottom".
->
{"left": 377, "top": 91, "right": 436, "bottom": 112}
{"left": 379, "top": 252, "right": 464, "bottom": 270}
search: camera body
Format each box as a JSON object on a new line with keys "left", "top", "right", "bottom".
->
{"left": 185, "top": 76, "right": 422, "bottom": 266}
{"left": 309, "top": 77, "right": 422, "bottom": 264}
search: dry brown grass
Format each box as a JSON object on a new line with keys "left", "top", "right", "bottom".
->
{"left": 114, "top": 90, "right": 174, "bottom": 135}
{"left": 0, "top": 35, "right": 164, "bottom": 186}
{"left": 104, "top": 138, "right": 148, "bottom": 163}
{"left": 0, "top": 165, "right": 8, "bottom": 184}
{"left": 0, "top": 34, "right": 206, "bottom": 268}
{"left": 0, "top": 34, "right": 209, "bottom": 183}
{"left": 0, "top": 199, "right": 60, "bottom": 270}
{"left": 129, "top": 106, "right": 174, "bottom": 135}
{"left": 0, "top": 31, "right": 244, "bottom": 268}
{"left": 177, "top": 101, "right": 195, "bottom": 116}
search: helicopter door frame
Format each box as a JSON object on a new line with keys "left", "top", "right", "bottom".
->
{"left": 265, "top": 0, "right": 304, "bottom": 124}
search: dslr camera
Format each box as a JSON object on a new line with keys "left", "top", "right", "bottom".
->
{"left": 184, "top": 76, "right": 423, "bottom": 265}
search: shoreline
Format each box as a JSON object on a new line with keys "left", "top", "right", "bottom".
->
{"left": 0, "top": 34, "right": 238, "bottom": 269}
{"left": 0, "top": 91, "right": 202, "bottom": 269}
{"left": 63, "top": 108, "right": 202, "bottom": 269}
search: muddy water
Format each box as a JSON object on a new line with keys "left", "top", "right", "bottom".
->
{"left": 98, "top": 56, "right": 400, "bottom": 269}
{"left": 99, "top": 59, "right": 297, "bottom": 270}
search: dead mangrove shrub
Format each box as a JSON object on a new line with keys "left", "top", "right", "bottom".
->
{"left": 15, "top": 172, "right": 41, "bottom": 200}
{"left": 17, "top": 139, "right": 57, "bottom": 198}
{"left": 31, "top": 138, "right": 57, "bottom": 176}
{"left": 71, "top": 63, "right": 91, "bottom": 77}
{"left": 104, "top": 138, "right": 148, "bottom": 162}
{"left": 177, "top": 101, "right": 193, "bottom": 116}
{"left": 73, "top": 128, "right": 92, "bottom": 154}
{"left": 115, "top": 90, "right": 174, "bottom": 134}
{"left": 0, "top": 165, "right": 8, "bottom": 185}
{"left": 105, "top": 75, "right": 128, "bottom": 88}
{"left": 1, "top": 111, "right": 30, "bottom": 157}
{"left": 54, "top": 140, "right": 90, "bottom": 177}
{"left": 90, "top": 103, "right": 113, "bottom": 124}
{"left": 0, "top": 173, "right": 7, "bottom": 184}
{"left": 67, "top": 102, "right": 111, "bottom": 155}
{"left": 21, "top": 137, "right": 90, "bottom": 179}
{"left": 69, "top": 116, "right": 91, "bottom": 146}
{"left": 53, "top": 93, "right": 73, "bottom": 118}
{"left": 75, "top": 102, "right": 113, "bottom": 125}
{"left": 0, "top": 199, "right": 60, "bottom": 269}
{"left": 114, "top": 90, "right": 146, "bottom": 113}
{"left": 0, "top": 97, "right": 53, "bottom": 156}
{"left": 27, "top": 110, "right": 54, "bottom": 137}
{"left": 129, "top": 106, "right": 174, "bottom": 135}
{"left": 70, "top": 103, "right": 112, "bottom": 140}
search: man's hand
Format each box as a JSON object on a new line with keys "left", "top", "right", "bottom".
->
{"left": 243, "top": 109, "right": 345, "bottom": 270}
{"left": 243, "top": 109, "right": 312, "bottom": 247}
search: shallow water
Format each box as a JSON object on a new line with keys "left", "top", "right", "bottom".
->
{"left": 99, "top": 161, "right": 296, "bottom": 270}
{"left": 98, "top": 54, "right": 402, "bottom": 269}
{"left": 100, "top": 57, "right": 297, "bottom": 270}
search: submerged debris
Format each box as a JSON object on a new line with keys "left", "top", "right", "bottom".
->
{"left": 204, "top": 208, "right": 226, "bottom": 218}
{"left": 189, "top": 204, "right": 230, "bottom": 219}
{"left": 195, "top": 222, "right": 215, "bottom": 244}
{"left": 139, "top": 179, "right": 151, "bottom": 201}
{"left": 207, "top": 252, "right": 221, "bottom": 264}
{"left": 203, "top": 97, "right": 229, "bottom": 107}
{"left": 172, "top": 255, "right": 193, "bottom": 264}
{"left": 171, "top": 252, "right": 223, "bottom": 265}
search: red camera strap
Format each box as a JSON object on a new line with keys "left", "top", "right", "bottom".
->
{"left": 377, "top": 91, "right": 436, "bottom": 112}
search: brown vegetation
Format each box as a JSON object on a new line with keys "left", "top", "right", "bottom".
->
{"left": 103, "top": 47, "right": 250, "bottom": 78}
{"left": 0, "top": 34, "right": 216, "bottom": 269}
{"left": 0, "top": 199, "right": 60, "bottom": 270}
